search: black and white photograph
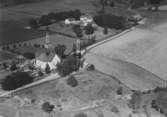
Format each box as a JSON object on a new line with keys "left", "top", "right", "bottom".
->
{"left": 0, "top": 0, "right": 167, "bottom": 117}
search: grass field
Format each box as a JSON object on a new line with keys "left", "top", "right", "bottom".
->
{"left": 85, "top": 11, "right": 167, "bottom": 91}
{"left": 0, "top": 70, "right": 132, "bottom": 117}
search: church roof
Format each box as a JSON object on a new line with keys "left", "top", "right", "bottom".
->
{"left": 36, "top": 52, "right": 56, "bottom": 62}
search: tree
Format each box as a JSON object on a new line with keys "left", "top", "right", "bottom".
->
{"left": 86, "top": 64, "right": 95, "bottom": 71}
{"left": 84, "top": 24, "right": 95, "bottom": 39}
{"left": 67, "top": 75, "right": 78, "bottom": 87}
{"left": 1, "top": 72, "right": 34, "bottom": 91}
{"left": 45, "top": 63, "right": 51, "bottom": 74}
{"left": 117, "top": 87, "right": 123, "bottom": 95}
{"left": 103, "top": 27, "right": 108, "bottom": 34}
{"left": 24, "top": 43, "right": 27, "bottom": 47}
{"left": 54, "top": 44, "right": 66, "bottom": 58}
{"left": 10, "top": 62, "right": 17, "bottom": 71}
{"left": 38, "top": 70, "right": 44, "bottom": 77}
{"left": 153, "top": 91, "right": 167, "bottom": 116}
{"left": 111, "top": 106, "right": 119, "bottom": 113}
{"left": 47, "top": 12, "right": 56, "bottom": 20}
{"left": 23, "top": 52, "right": 35, "bottom": 60}
{"left": 13, "top": 44, "right": 17, "bottom": 49}
{"left": 100, "top": 0, "right": 108, "bottom": 13}
{"left": 57, "top": 56, "right": 80, "bottom": 76}
{"left": 94, "top": 14, "right": 126, "bottom": 30}
{"left": 150, "top": 0, "right": 160, "bottom": 11}
{"left": 128, "top": 91, "right": 142, "bottom": 111}
{"left": 74, "top": 112, "right": 88, "bottom": 117}
{"left": 29, "top": 18, "right": 39, "bottom": 29}
{"left": 73, "top": 25, "right": 83, "bottom": 38}
{"left": 72, "top": 43, "right": 77, "bottom": 52}
{"left": 2, "top": 62, "right": 8, "bottom": 69}
{"left": 39, "top": 15, "right": 51, "bottom": 26}
{"left": 42, "top": 102, "right": 54, "bottom": 113}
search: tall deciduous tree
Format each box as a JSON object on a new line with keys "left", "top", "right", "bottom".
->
{"left": 73, "top": 25, "right": 83, "bottom": 38}
{"left": 57, "top": 56, "right": 80, "bottom": 76}
{"left": 84, "top": 24, "right": 95, "bottom": 39}
{"left": 45, "top": 63, "right": 51, "bottom": 74}
{"left": 54, "top": 44, "right": 66, "bottom": 58}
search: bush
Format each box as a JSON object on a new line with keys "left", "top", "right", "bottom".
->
{"left": 74, "top": 112, "right": 88, "bottom": 117}
{"left": 94, "top": 14, "right": 126, "bottom": 30}
{"left": 23, "top": 52, "right": 35, "bottom": 60}
{"left": 54, "top": 44, "right": 66, "bottom": 58}
{"left": 1, "top": 72, "right": 34, "bottom": 91}
{"left": 42, "top": 102, "right": 54, "bottom": 113}
{"left": 67, "top": 76, "right": 78, "bottom": 87}
{"left": 57, "top": 56, "right": 80, "bottom": 76}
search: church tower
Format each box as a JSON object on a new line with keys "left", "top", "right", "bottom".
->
{"left": 44, "top": 27, "right": 52, "bottom": 49}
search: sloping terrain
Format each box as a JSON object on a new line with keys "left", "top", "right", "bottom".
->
{"left": 85, "top": 20, "right": 167, "bottom": 91}
{"left": 0, "top": 70, "right": 132, "bottom": 117}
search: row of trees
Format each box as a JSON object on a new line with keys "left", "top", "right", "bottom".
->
{"left": 94, "top": 14, "right": 127, "bottom": 30}
{"left": 29, "top": 9, "right": 82, "bottom": 28}
{"left": 1, "top": 72, "right": 34, "bottom": 91}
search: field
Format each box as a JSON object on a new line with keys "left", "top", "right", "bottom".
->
{"left": 85, "top": 10, "right": 167, "bottom": 91}
{"left": 0, "top": 0, "right": 137, "bottom": 47}
{"left": 0, "top": 70, "right": 132, "bottom": 117}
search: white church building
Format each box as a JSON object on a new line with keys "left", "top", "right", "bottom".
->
{"left": 35, "top": 52, "right": 60, "bottom": 70}
{"left": 34, "top": 27, "right": 61, "bottom": 70}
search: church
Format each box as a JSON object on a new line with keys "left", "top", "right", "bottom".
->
{"left": 34, "top": 27, "right": 61, "bottom": 70}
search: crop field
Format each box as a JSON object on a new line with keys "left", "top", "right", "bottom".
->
{"left": 85, "top": 12, "right": 167, "bottom": 91}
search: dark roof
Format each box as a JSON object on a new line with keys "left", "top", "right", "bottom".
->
{"left": 36, "top": 52, "right": 56, "bottom": 62}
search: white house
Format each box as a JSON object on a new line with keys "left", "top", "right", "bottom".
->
{"left": 64, "top": 18, "right": 80, "bottom": 25}
{"left": 34, "top": 52, "right": 60, "bottom": 70}
{"left": 80, "top": 15, "right": 93, "bottom": 26}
